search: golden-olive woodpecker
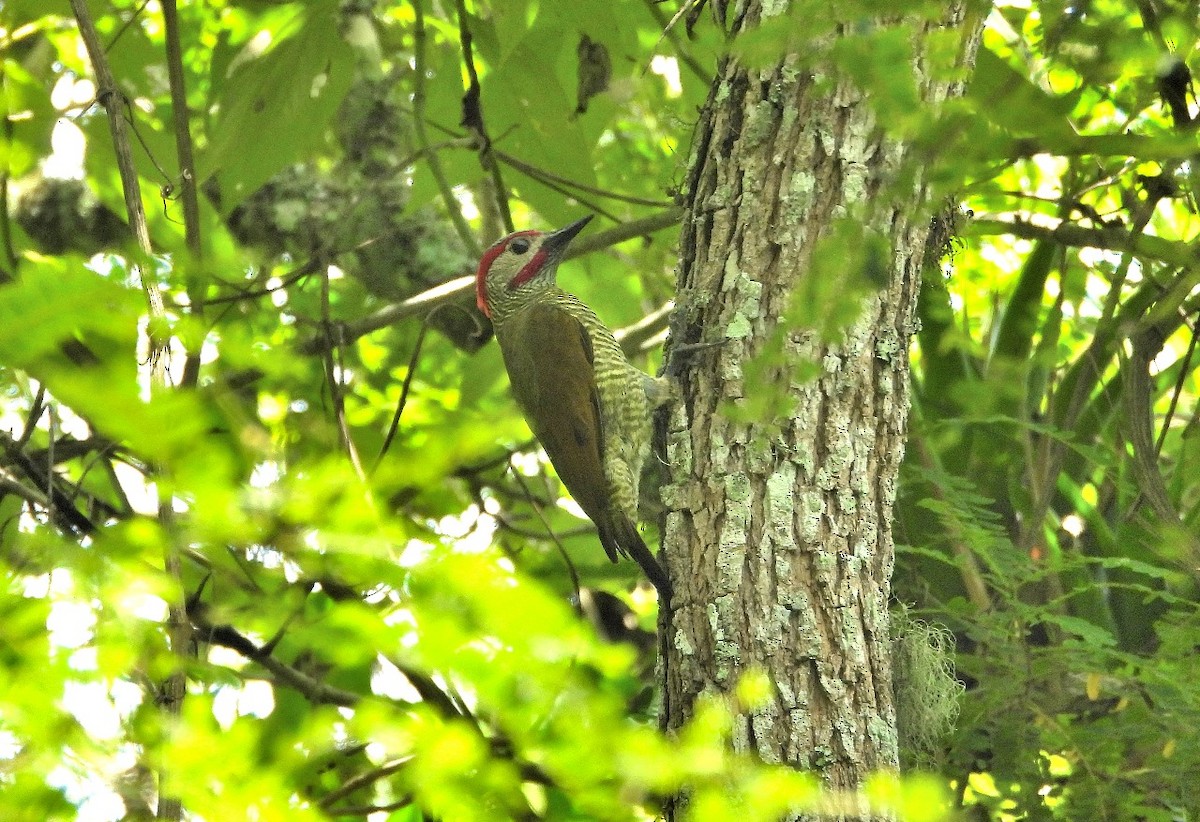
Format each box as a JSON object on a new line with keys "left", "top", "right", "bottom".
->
{"left": 475, "top": 216, "right": 672, "bottom": 598}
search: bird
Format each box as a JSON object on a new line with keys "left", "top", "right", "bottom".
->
{"left": 475, "top": 215, "right": 672, "bottom": 598}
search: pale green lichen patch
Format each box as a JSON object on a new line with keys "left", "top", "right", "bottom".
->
{"left": 743, "top": 99, "right": 778, "bottom": 149}
{"left": 715, "top": 77, "right": 730, "bottom": 104}
{"left": 751, "top": 712, "right": 783, "bottom": 763}
{"left": 766, "top": 466, "right": 795, "bottom": 536}
{"left": 761, "top": 0, "right": 789, "bottom": 18}
{"left": 725, "top": 472, "right": 751, "bottom": 503}
{"left": 673, "top": 626, "right": 694, "bottom": 655}
{"left": 717, "top": 544, "right": 746, "bottom": 592}
{"left": 752, "top": 608, "right": 783, "bottom": 655}
{"left": 842, "top": 161, "right": 870, "bottom": 204}
{"left": 723, "top": 265, "right": 763, "bottom": 343}
{"left": 710, "top": 433, "right": 730, "bottom": 467}
{"left": 875, "top": 328, "right": 902, "bottom": 361}
{"left": 798, "top": 489, "right": 823, "bottom": 542}
{"left": 710, "top": 598, "right": 739, "bottom": 682}
{"left": 780, "top": 169, "right": 815, "bottom": 230}
{"left": 719, "top": 475, "right": 752, "bottom": 583}
{"left": 774, "top": 551, "right": 792, "bottom": 584}
{"left": 838, "top": 487, "right": 858, "bottom": 515}
{"left": 727, "top": 313, "right": 753, "bottom": 339}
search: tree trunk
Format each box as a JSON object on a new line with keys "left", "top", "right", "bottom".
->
{"left": 659, "top": 3, "right": 984, "bottom": 812}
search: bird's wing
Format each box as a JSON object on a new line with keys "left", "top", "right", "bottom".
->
{"left": 500, "top": 302, "right": 616, "bottom": 558}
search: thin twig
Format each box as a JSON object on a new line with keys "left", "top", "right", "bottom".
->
{"left": 319, "top": 268, "right": 367, "bottom": 481}
{"left": 454, "top": 0, "right": 513, "bottom": 233}
{"left": 496, "top": 517, "right": 595, "bottom": 542}
{"left": 101, "top": 457, "right": 134, "bottom": 517}
{"left": 375, "top": 319, "right": 430, "bottom": 471}
{"left": 74, "top": 9, "right": 200, "bottom": 809}
{"left": 1, "top": 430, "right": 102, "bottom": 535}
{"left": 494, "top": 149, "right": 678, "bottom": 208}
{"left": 509, "top": 466, "right": 582, "bottom": 606}
{"left": 122, "top": 97, "right": 176, "bottom": 187}
{"left": 385, "top": 658, "right": 464, "bottom": 718}
{"left": 325, "top": 797, "right": 415, "bottom": 817}
{"left": 413, "top": 0, "right": 480, "bottom": 256}
{"left": 202, "top": 623, "right": 367, "bottom": 708}
{"left": 0, "top": 469, "right": 53, "bottom": 508}
{"left": 104, "top": 0, "right": 152, "bottom": 52}
{"left": 207, "top": 258, "right": 322, "bottom": 305}
{"left": 375, "top": 304, "right": 485, "bottom": 471}
{"left": 161, "top": 0, "right": 205, "bottom": 387}
{"left": 642, "top": 0, "right": 713, "bottom": 83}
{"left": 1155, "top": 314, "right": 1198, "bottom": 455}
{"left": 500, "top": 161, "right": 623, "bottom": 223}
{"left": 0, "top": 65, "right": 19, "bottom": 276}
{"left": 318, "top": 758, "right": 414, "bottom": 809}
{"left": 18, "top": 384, "right": 46, "bottom": 447}
{"left": 968, "top": 216, "right": 1192, "bottom": 269}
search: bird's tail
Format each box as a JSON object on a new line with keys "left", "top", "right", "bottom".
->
{"left": 598, "top": 513, "right": 672, "bottom": 601}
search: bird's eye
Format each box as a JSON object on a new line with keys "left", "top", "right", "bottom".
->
{"left": 509, "top": 238, "right": 532, "bottom": 255}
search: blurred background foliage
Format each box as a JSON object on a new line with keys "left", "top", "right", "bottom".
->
{"left": 0, "top": 0, "right": 1197, "bottom": 819}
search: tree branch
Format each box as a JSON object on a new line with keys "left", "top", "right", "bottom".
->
{"left": 297, "top": 207, "right": 683, "bottom": 355}
{"left": 201, "top": 622, "right": 367, "bottom": 708}
{"left": 1123, "top": 327, "right": 1185, "bottom": 526}
{"left": 968, "top": 216, "right": 1196, "bottom": 269}
{"left": 318, "top": 758, "right": 414, "bottom": 810}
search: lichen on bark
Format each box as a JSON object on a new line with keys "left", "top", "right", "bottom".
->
{"left": 657, "top": 2, "right": 985, "bottom": 813}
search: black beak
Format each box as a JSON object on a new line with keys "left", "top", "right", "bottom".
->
{"left": 542, "top": 215, "right": 593, "bottom": 257}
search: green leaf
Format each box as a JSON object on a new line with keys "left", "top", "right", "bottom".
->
{"left": 991, "top": 240, "right": 1055, "bottom": 362}
{"left": 968, "top": 47, "right": 1079, "bottom": 142}
{"left": 197, "top": 1, "right": 356, "bottom": 212}
{"left": 0, "top": 258, "right": 140, "bottom": 364}
{"left": 1042, "top": 613, "right": 1117, "bottom": 648}
{"left": 0, "top": 59, "right": 57, "bottom": 178}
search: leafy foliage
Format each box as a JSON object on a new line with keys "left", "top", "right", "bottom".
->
{"left": 0, "top": 0, "right": 1197, "bottom": 820}
{"left": 895, "top": 2, "right": 1200, "bottom": 818}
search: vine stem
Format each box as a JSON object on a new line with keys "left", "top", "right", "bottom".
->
{"left": 413, "top": 0, "right": 480, "bottom": 257}
{"left": 68, "top": 3, "right": 192, "bottom": 819}
{"left": 161, "top": 0, "right": 205, "bottom": 388}
{"left": 69, "top": 0, "right": 168, "bottom": 370}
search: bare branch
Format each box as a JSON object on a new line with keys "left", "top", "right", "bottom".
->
{"left": 318, "top": 758, "right": 413, "bottom": 809}
{"left": 375, "top": 303, "right": 485, "bottom": 470}
{"left": 968, "top": 216, "right": 1196, "bottom": 268}
{"left": 298, "top": 207, "right": 683, "bottom": 355}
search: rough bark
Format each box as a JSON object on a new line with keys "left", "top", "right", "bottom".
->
{"left": 658, "top": 3, "right": 984, "bottom": 813}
